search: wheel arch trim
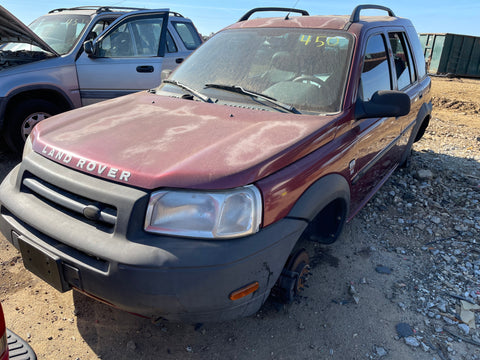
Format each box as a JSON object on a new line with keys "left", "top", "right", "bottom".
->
{"left": 286, "top": 173, "right": 351, "bottom": 222}
{"left": 0, "top": 85, "right": 74, "bottom": 129}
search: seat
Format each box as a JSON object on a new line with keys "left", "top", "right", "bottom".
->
{"left": 111, "top": 32, "right": 133, "bottom": 56}
{"left": 262, "top": 51, "right": 296, "bottom": 84}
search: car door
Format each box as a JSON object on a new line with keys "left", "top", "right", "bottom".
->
{"left": 75, "top": 10, "right": 169, "bottom": 106}
{"left": 162, "top": 21, "right": 203, "bottom": 71}
{"left": 349, "top": 32, "right": 406, "bottom": 209}
{"left": 387, "top": 30, "right": 423, "bottom": 155}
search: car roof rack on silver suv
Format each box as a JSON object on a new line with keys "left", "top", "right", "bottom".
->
{"left": 48, "top": 6, "right": 145, "bottom": 14}
{"left": 49, "top": 7, "right": 185, "bottom": 18}
{"left": 169, "top": 12, "right": 185, "bottom": 18}
{"left": 238, "top": 7, "right": 309, "bottom": 22}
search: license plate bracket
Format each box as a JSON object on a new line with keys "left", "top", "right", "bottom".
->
{"left": 18, "top": 236, "right": 70, "bottom": 292}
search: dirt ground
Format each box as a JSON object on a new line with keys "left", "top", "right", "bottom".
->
{"left": 0, "top": 76, "right": 479, "bottom": 360}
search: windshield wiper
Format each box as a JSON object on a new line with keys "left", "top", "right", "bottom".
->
{"left": 204, "top": 83, "right": 300, "bottom": 114}
{"left": 164, "top": 79, "right": 213, "bottom": 103}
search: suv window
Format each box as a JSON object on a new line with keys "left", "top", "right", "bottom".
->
{"left": 407, "top": 26, "right": 426, "bottom": 79}
{"left": 166, "top": 31, "right": 178, "bottom": 53}
{"left": 167, "top": 28, "right": 353, "bottom": 113}
{"left": 389, "top": 32, "right": 415, "bottom": 90}
{"left": 98, "top": 17, "right": 164, "bottom": 57}
{"left": 172, "top": 22, "right": 202, "bottom": 50}
{"left": 359, "top": 34, "right": 391, "bottom": 101}
{"left": 3, "top": 14, "right": 91, "bottom": 54}
{"left": 87, "top": 19, "right": 115, "bottom": 41}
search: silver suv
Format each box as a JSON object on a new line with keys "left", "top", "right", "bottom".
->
{"left": 0, "top": 6, "right": 202, "bottom": 152}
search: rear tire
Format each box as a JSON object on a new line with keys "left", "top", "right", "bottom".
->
{"left": 3, "top": 99, "right": 61, "bottom": 153}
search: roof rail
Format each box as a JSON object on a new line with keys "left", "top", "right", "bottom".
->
{"left": 343, "top": 4, "right": 396, "bottom": 30}
{"left": 48, "top": 7, "right": 182, "bottom": 17}
{"left": 169, "top": 11, "right": 185, "bottom": 18}
{"left": 349, "top": 4, "right": 395, "bottom": 23}
{"left": 238, "top": 7, "right": 309, "bottom": 22}
{"left": 48, "top": 6, "right": 145, "bottom": 14}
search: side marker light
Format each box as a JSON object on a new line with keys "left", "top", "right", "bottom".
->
{"left": 229, "top": 281, "right": 259, "bottom": 301}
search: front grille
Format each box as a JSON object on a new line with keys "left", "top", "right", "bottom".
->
{"left": 21, "top": 172, "right": 117, "bottom": 233}
{"left": 1, "top": 206, "right": 109, "bottom": 272}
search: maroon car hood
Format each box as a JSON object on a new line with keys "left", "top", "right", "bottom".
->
{"left": 33, "top": 92, "right": 337, "bottom": 189}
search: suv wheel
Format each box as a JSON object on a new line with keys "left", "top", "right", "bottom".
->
{"left": 4, "top": 99, "right": 61, "bottom": 153}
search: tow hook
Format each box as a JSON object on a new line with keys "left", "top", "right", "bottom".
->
{"left": 273, "top": 249, "right": 311, "bottom": 303}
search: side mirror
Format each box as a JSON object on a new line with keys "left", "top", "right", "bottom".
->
{"left": 83, "top": 40, "right": 96, "bottom": 57}
{"left": 355, "top": 90, "right": 410, "bottom": 120}
{"left": 161, "top": 69, "right": 173, "bottom": 82}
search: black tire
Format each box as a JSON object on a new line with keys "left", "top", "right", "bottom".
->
{"left": 3, "top": 99, "right": 61, "bottom": 153}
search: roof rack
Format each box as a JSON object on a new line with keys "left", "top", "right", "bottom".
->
{"left": 48, "top": 7, "right": 183, "bottom": 18}
{"left": 169, "top": 11, "right": 184, "bottom": 18}
{"left": 343, "top": 4, "right": 396, "bottom": 30}
{"left": 49, "top": 6, "right": 145, "bottom": 14}
{"left": 349, "top": 4, "right": 395, "bottom": 22}
{"left": 238, "top": 7, "right": 309, "bottom": 22}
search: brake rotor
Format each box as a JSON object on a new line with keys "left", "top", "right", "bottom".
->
{"left": 290, "top": 250, "right": 310, "bottom": 294}
{"left": 274, "top": 248, "right": 310, "bottom": 303}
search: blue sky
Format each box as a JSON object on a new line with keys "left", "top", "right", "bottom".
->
{"left": 2, "top": 0, "right": 479, "bottom": 37}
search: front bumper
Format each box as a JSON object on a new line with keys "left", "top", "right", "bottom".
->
{"left": 0, "top": 153, "right": 306, "bottom": 322}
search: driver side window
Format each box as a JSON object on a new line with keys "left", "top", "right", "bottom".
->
{"left": 359, "top": 34, "right": 392, "bottom": 101}
{"left": 98, "top": 23, "right": 134, "bottom": 57}
{"left": 97, "top": 17, "right": 164, "bottom": 57}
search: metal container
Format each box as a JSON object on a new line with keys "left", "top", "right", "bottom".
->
{"left": 420, "top": 33, "right": 480, "bottom": 77}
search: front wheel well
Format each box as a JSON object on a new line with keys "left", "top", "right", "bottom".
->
{"left": 302, "top": 197, "right": 348, "bottom": 244}
{"left": 5, "top": 89, "right": 72, "bottom": 119}
{"left": 2, "top": 90, "right": 72, "bottom": 152}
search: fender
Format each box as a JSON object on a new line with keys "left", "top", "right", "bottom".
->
{"left": 399, "top": 100, "right": 432, "bottom": 165}
{"left": 0, "top": 84, "right": 76, "bottom": 129}
{"left": 413, "top": 101, "right": 432, "bottom": 142}
{"left": 286, "top": 173, "right": 350, "bottom": 221}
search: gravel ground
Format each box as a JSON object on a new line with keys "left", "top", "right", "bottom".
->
{"left": 0, "top": 77, "right": 479, "bottom": 359}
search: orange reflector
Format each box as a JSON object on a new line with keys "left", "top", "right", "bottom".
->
{"left": 229, "top": 281, "right": 259, "bottom": 301}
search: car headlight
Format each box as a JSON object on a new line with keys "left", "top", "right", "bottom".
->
{"left": 144, "top": 185, "right": 262, "bottom": 239}
{"left": 22, "top": 135, "right": 33, "bottom": 160}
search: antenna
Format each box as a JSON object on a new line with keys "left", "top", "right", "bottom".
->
{"left": 285, "top": 0, "right": 301, "bottom": 20}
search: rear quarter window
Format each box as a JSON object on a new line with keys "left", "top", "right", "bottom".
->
{"left": 172, "top": 22, "right": 202, "bottom": 50}
{"left": 406, "top": 26, "right": 427, "bottom": 79}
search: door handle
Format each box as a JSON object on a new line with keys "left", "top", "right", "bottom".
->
{"left": 175, "top": 58, "right": 184, "bottom": 64}
{"left": 136, "top": 65, "right": 154, "bottom": 73}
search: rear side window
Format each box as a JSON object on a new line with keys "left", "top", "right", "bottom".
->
{"left": 359, "top": 34, "right": 391, "bottom": 101}
{"left": 172, "top": 22, "right": 202, "bottom": 50}
{"left": 406, "top": 26, "right": 427, "bottom": 79}
{"left": 388, "top": 32, "right": 415, "bottom": 90}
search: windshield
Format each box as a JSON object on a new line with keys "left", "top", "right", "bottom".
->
{"left": 162, "top": 28, "right": 353, "bottom": 113}
{"left": 3, "top": 14, "right": 90, "bottom": 55}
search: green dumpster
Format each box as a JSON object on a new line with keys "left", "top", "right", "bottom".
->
{"left": 420, "top": 33, "right": 480, "bottom": 78}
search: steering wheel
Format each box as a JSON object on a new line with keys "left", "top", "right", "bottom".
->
{"left": 293, "top": 75, "right": 324, "bottom": 88}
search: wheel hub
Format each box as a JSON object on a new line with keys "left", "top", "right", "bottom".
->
{"left": 274, "top": 249, "right": 310, "bottom": 303}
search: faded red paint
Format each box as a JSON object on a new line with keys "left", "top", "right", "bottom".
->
{"left": 33, "top": 92, "right": 337, "bottom": 191}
